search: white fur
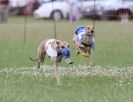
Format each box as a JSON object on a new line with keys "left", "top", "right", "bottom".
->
{"left": 45, "top": 39, "right": 57, "bottom": 57}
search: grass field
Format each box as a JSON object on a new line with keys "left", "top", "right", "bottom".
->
{"left": 0, "top": 17, "right": 133, "bottom": 68}
{"left": 0, "top": 17, "right": 133, "bottom": 102}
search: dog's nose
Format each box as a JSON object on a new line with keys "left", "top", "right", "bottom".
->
{"left": 61, "top": 46, "right": 65, "bottom": 48}
{"left": 91, "top": 30, "right": 94, "bottom": 33}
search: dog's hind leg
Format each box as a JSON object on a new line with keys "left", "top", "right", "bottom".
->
{"left": 37, "top": 51, "right": 46, "bottom": 69}
{"left": 37, "top": 41, "right": 46, "bottom": 69}
{"left": 88, "top": 49, "right": 93, "bottom": 66}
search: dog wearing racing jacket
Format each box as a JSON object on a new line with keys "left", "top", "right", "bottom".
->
{"left": 73, "top": 25, "right": 95, "bottom": 65}
{"left": 29, "top": 39, "right": 73, "bottom": 85}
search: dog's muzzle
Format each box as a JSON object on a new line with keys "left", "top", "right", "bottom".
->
{"left": 60, "top": 47, "right": 70, "bottom": 59}
{"left": 58, "top": 47, "right": 73, "bottom": 64}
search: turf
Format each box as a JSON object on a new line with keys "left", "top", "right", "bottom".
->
{"left": 0, "top": 72, "right": 133, "bottom": 102}
{"left": 0, "top": 17, "right": 133, "bottom": 68}
{"left": 0, "top": 17, "right": 133, "bottom": 102}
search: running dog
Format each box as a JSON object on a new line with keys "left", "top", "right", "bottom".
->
{"left": 73, "top": 25, "right": 95, "bottom": 65}
{"left": 29, "top": 39, "right": 73, "bottom": 85}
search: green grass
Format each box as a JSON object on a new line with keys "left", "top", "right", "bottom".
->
{"left": 0, "top": 64, "right": 133, "bottom": 102}
{"left": 0, "top": 72, "right": 133, "bottom": 102}
{"left": 0, "top": 17, "right": 133, "bottom": 102}
{"left": 0, "top": 17, "right": 133, "bottom": 68}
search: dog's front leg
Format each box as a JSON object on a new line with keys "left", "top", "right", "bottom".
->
{"left": 51, "top": 57, "right": 61, "bottom": 85}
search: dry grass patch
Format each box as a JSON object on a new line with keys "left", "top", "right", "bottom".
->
{"left": 0, "top": 65, "right": 133, "bottom": 78}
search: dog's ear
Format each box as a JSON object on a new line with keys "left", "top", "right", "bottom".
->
{"left": 62, "top": 41, "right": 69, "bottom": 47}
{"left": 56, "top": 40, "right": 60, "bottom": 45}
{"left": 51, "top": 40, "right": 60, "bottom": 49}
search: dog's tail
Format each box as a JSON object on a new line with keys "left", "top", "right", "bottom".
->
{"left": 29, "top": 57, "right": 38, "bottom": 61}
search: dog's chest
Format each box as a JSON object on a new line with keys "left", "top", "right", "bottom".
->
{"left": 45, "top": 39, "right": 57, "bottom": 57}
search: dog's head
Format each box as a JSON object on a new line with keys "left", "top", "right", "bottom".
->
{"left": 85, "top": 25, "right": 94, "bottom": 35}
{"left": 51, "top": 40, "right": 73, "bottom": 64}
{"left": 82, "top": 25, "right": 94, "bottom": 47}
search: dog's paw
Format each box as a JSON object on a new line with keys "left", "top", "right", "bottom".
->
{"left": 81, "top": 52, "right": 89, "bottom": 57}
{"left": 65, "top": 59, "right": 74, "bottom": 64}
{"left": 69, "top": 61, "right": 74, "bottom": 64}
{"left": 76, "top": 51, "right": 80, "bottom": 55}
